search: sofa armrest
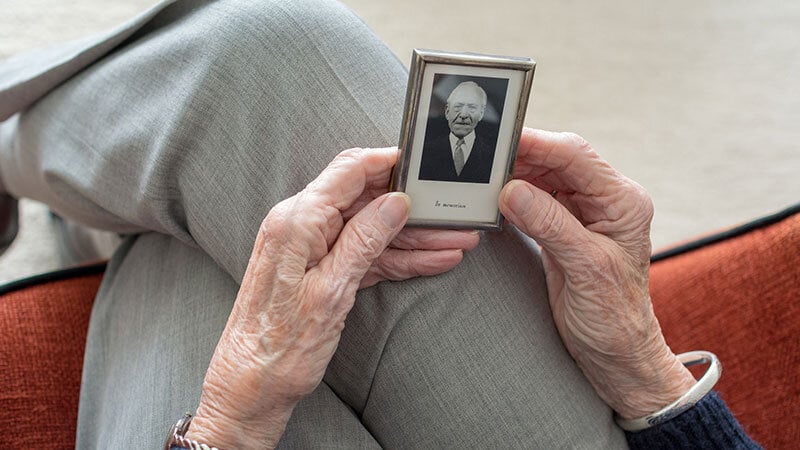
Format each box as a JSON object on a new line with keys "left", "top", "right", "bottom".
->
{"left": 649, "top": 203, "right": 800, "bottom": 449}
{"left": 0, "top": 263, "right": 105, "bottom": 448}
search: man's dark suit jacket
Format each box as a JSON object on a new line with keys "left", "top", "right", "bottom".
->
{"left": 418, "top": 131, "right": 496, "bottom": 184}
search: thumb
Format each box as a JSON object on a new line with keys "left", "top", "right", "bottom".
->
{"left": 499, "top": 180, "right": 592, "bottom": 260}
{"left": 323, "top": 192, "right": 410, "bottom": 288}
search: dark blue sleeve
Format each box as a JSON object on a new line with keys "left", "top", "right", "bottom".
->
{"left": 625, "top": 391, "right": 762, "bottom": 449}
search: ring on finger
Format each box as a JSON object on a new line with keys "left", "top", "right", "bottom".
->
{"left": 550, "top": 189, "right": 558, "bottom": 197}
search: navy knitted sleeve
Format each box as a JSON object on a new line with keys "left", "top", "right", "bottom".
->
{"left": 626, "top": 391, "right": 762, "bottom": 449}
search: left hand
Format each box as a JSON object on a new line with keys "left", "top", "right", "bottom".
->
{"left": 498, "top": 129, "right": 695, "bottom": 419}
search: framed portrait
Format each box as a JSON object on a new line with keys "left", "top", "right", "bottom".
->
{"left": 390, "top": 49, "right": 536, "bottom": 230}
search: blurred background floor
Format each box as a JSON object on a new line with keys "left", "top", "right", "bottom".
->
{"left": 1, "top": 0, "right": 798, "bottom": 283}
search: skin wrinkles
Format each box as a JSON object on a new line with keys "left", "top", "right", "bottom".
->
{"left": 190, "top": 145, "right": 487, "bottom": 448}
{"left": 517, "top": 130, "right": 621, "bottom": 198}
{"left": 290, "top": 202, "right": 341, "bottom": 265}
{"left": 525, "top": 150, "right": 648, "bottom": 246}
{"left": 383, "top": 249, "right": 461, "bottom": 279}
{"left": 343, "top": 186, "right": 389, "bottom": 219}
{"left": 499, "top": 128, "right": 696, "bottom": 421}
{"left": 372, "top": 250, "right": 425, "bottom": 280}
{"left": 260, "top": 206, "right": 318, "bottom": 264}
{"left": 306, "top": 148, "right": 394, "bottom": 212}
{"left": 531, "top": 195, "right": 574, "bottom": 245}
{"left": 445, "top": 82, "right": 486, "bottom": 138}
{"left": 390, "top": 228, "right": 478, "bottom": 250}
{"left": 189, "top": 127, "right": 702, "bottom": 447}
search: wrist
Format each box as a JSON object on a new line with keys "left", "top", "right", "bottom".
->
{"left": 186, "top": 399, "right": 296, "bottom": 450}
{"left": 608, "top": 345, "right": 696, "bottom": 419}
{"left": 576, "top": 322, "right": 696, "bottom": 419}
{"left": 616, "top": 351, "right": 722, "bottom": 431}
{"left": 185, "top": 322, "right": 304, "bottom": 449}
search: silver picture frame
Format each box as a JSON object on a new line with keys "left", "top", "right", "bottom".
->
{"left": 390, "top": 48, "right": 536, "bottom": 230}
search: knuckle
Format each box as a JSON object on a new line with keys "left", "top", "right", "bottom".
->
{"left": 535, "top": 200, "right": 567, "bottom": 241}
{"left": 561, "top": 132, "right": 591, "bottom": 152}
{"left": 259, "top": 198, "right": 325, "bottom": 256}
{"left": 260, "top": 201, "right": 290, "bottom": 238}
{"left": 348, "top": 223, "right": 385, "bottom": 257}
{"left": 621, "top": 182, "right": 656, "bottom": 259}
{"left": 391, "top": 230, "right": 421, "bottom": 250}
{"left": 393, "top": 252, "right": 421, "bottom": 278}
{"left": 635, "top": 185, "right": 655, "bottom": 221}
{"left": 621, "top": 180, "right": 655, "bottom": 223}
{"left": 401, "top": 253, "right": 424, "bottom": 278}
{"left": 375, "top": 251, "right": 421, "bottom": 281}
{"left": 332, "top": 147, "right": 364, "bottom": 165}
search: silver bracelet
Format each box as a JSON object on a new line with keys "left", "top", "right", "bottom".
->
{"left": 615, "top": 350, "right": 722, "bottom": 432}
{"left": 164, "top": 412, "right": 221, "bottom": 450}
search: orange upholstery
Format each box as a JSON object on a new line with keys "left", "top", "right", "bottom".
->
{"left": 651, "top": 209, "right": 800, "bottom": 449}
{"left": 0, "top": 267, "right": 103, "bottom": 449}
{"left": 0, "top": 207, "right": 797, "bottom": 447}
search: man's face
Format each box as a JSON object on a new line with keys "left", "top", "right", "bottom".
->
{"left": 445, "top": 86, "right": 485, "bottom": 138}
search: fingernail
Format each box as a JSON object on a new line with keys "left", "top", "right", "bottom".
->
{"left": 506, "top": 182, "right": 533, "bottom": 216}
{"left": 379, "top": 193, "right": 411, "bottom": 228}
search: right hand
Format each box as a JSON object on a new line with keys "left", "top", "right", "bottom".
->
{"left": 186, "top": 147, "right": 478, "bottom": 449}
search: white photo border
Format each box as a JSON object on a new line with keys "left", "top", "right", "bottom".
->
{"left": 390, "top": 49, "right": 536, "bottom": 230}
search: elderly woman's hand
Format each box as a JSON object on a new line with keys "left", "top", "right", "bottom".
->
{"left": 498, "top": 129, "right": 696, "bottom": 420}
{"left": 187, "top": 147, "right": 479, "bottom": 449}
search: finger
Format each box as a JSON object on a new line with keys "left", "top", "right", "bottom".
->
{"left": 317, "top": 192, "right": 410, "bottom": 298}
{"left": 341, "top": 185, "right": 390, "bottom": 221}
{"left": 499, "top": 180, "right": 594, "bottom": 261}
{"left": 512, "top": 129, "right": 655, "bottom": 241}
{"left": 359, "top": 248, "right": 465, "bottom": 289}
{"left": 265, "top": 197, "right": 342, "bottom": 270}
{"left": 304, "top": 147, "right": 398, "bottom": 212}
{"left": 280, "top": 147, "right": 398, "bottom": 265}
{"left": 513, "top": 128, "right": 624, "bottom": 196}
{"left": 391, "top": 228, "right": 480, "bottom": 251}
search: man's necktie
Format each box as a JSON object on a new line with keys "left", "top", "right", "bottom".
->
{"left": 454, "top": 138, "right": 466, "bottom": 176}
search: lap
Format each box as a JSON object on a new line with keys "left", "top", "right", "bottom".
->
{"left": 348, "top": 229, "right": 625, "bottom": 448}
{"left": 83, "top": 229, "right": 624, "bottom": 448}
{"left": 6, "top": 0, "right": 625, "bottom": 447}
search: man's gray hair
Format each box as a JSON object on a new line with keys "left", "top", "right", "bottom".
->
{"left": 446, "top": 81, "right": 487, "bottom": 106}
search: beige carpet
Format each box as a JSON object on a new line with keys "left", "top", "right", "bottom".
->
{"left": 1, "top": 0, "right": 798, "bottom": 283}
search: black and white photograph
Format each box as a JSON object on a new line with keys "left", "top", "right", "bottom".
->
{"left": 391, "top": 49, "right": 535, "bottom": 229}
{"left": 418, "top": 75, "right": 508, "bottom": 184}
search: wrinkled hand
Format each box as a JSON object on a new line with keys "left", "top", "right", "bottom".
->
{"left": 498, "top": 129, "right": 695, "bottom": 419}
{"left": 188, "top": 147, "right": 478, "bottom": 449}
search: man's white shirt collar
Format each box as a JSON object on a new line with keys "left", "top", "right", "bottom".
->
{"left": 449, "top": 131, "right": 476, "bottom": 163}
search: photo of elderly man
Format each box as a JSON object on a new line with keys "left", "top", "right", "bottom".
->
{"left": 418, "top": 75, "right": 507, "bottom": 183}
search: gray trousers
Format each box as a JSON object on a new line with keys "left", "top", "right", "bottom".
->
{"left": 0, "top": 1, "right": 626, "bottom": 447}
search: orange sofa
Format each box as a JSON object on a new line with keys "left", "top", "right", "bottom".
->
{"left": 1, "top": 204, "right": 798, "bottom": 449}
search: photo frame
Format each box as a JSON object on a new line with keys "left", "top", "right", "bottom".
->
{"left": 390, "top": 48, "right": 535, "bottom": 230}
